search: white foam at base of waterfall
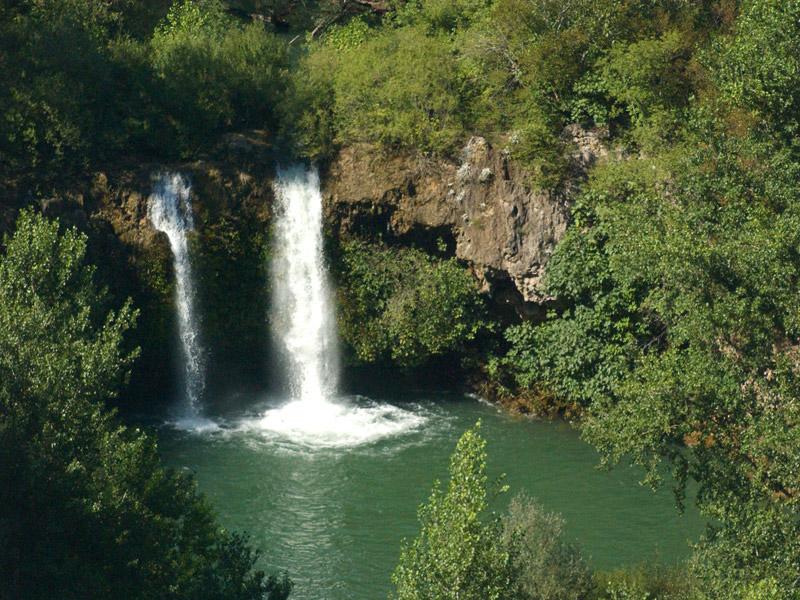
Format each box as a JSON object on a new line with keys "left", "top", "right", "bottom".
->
{"left": 251, "top": 165, "right": 426, "bottom": 448}
{"left": 253, "top": 397, "right": 428, "bottom": 448}
{"left": 166, "top": 393, "right": 429, "bottom": 449}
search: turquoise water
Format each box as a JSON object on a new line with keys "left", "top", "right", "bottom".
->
{"left": 156, "top": 391, "right": 703, "bottom": 600}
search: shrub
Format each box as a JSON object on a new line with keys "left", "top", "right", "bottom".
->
{"left": 500, "top": 495, "right": 593, "bottom": 600}
{"left": 393, "top": 0, "right": 491, "bottom": 32}
{"left": 712, "top": 0, "right": 800, "bottom": 136}
{"left": 150, "top": 0, "right": 289, "bottom": 153}
{"left": 0, "top": 0, "right": 290, "bottom": 185}
{"left": 335, "top": 240, "right": 489, "bottom": 367}
{"left": 0, "top": 0, "right": 117, "bottom": 187}
{"left": 495, "top": 189, "right": 647, "bottom": 409}
{"left": 299, "top": 22, "right": 472, "bottom": 156}
{"left": 596, "top": 564, "right": 701, "bottom": 600}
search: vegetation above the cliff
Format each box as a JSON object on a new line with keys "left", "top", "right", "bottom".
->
{"left": 0, "top": 0, "right": 731, "bottom": 191}
{"left": 295, "top": 0, "right": 732, "bottom": 186}
{"left": 0, "top": 0, "right": 293, "bottom": 193}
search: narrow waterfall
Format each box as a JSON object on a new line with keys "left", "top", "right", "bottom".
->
{"left": 270, "top": 165, "right": 339, "bottom": 404}
{"left": 148, "top": 172, "right": 205, "bottom": 417}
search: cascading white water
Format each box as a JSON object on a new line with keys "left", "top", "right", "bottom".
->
{"left": 256, "top": 165, "right": 425, "bottom": 448}
{"left": 270, "top": 165, "right": 339, "bottom": 402}
{"left": 148, "top": 172, "right": 205, "bottom": 418}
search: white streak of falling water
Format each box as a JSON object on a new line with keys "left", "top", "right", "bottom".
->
{"left": 271, "top": 165, "right": 338, "bottom": 402}
{"left": 148, "top": 173, "right": 205, "bottom": 418}
{"left": 256, "top": 165, "right": 425, "bottom": 448}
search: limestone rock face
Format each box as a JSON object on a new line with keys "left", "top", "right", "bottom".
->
{"left": 323, "top": 128, "right": 606, "bottom": 304}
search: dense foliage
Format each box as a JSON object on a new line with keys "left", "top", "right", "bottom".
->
{"left": 392, "top": 422, "right": 510, "bottom": 599}
{"left": 0, "top": 211, "right": 290, "bottom": 599}
{"left": 335, "top": 240, "right": 490, "bottom": 367}
{"left": 150, "top": 0, "right": 289, "bottom": 153}
{"left": 4, "top": 0, "right": 800, "bottom": 597}
{"left": 486, "top": 1, "right": 800, "bottom": 597}
{"left": 294, "top": 0, "right": 735, "bottom": 186}
{"left": 0, "top": 0, "right": 292, "bottom": 192}
{"left": 501, "top": 495, "right": 593, "bottom": 600}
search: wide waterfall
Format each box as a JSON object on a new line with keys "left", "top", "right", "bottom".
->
{"left": 270, "top": 165, "right": 339, "bottom": 403}
{"left": 255, "top": 165, "right": 425, "bottom": 447}
{"left": 148, "top": 172, "right": 206, "bottom": 419}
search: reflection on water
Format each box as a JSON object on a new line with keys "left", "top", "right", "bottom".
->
{"left": 156, "top": 392, "right": 703, "bottom": 600}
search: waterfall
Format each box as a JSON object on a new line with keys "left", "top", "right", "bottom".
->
{"left": 254, "top": 165, "right": 425, "bottom": 448}
{"left": 148, "top": 172, "right": 205, "bottom": 417}
{"left": 270, "top": 165, "right": 339, "bottom": 403}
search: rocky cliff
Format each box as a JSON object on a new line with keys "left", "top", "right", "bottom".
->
{"left": 1, "top": 143, "right": 277, "bottom": 404}
{"left": 323, "top": 126, "right": 607, "bottom": 314}
{"left": 1, "top": 127, "right": 606, "bottom": 402}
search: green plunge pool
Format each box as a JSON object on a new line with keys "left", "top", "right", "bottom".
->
{"left": 156, "top": 391, "right": 703, "bottom": 600}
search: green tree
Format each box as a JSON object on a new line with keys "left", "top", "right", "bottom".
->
{"left": 150, "top": 0, "right": 289, "bottom": 154}
{"left": 580, "top": 128, "right": 800, "bottom": 596}
{"left": 327, "top": 24, "right": 470, "bottom": 154}
{"left": 0, "top": 0, "right": 118, "bottom": 188}
{"left": 0, "top": 0, "right": 294, "bottom": 189}
{"left": 491, "top": 6, "right": 800, "bottom": 584}
{"left": 516, "top": 123, "right": 800, "bottom": 597}
{"left": 391, "top": 422, "right": 510, "bottom": 600}
{"left": 500, "top": 495, "right": 593, "bottom": 600}
{"left": 0, "top": 211, "right": 291, "bottom": 600}
{"left": 597, "top": 563, "right": 701, "bottom": 600}
{"left": 391, "top": 0, "right": 491, "bottom": 32}
{"left": 712, "top": 0, "right": 800, "bottom": 137}
{"left": 593, "top": 29, "right": 693, "bottom": 148}
{"left": 497, "top": 187, "right": 648, "bottom": 410}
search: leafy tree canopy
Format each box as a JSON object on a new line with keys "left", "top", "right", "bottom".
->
{"left": 0, "top": 211, "right": 291, "bottom": 600}
{"left": 391, "top": 421, "right": 510, "bottom": 600}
